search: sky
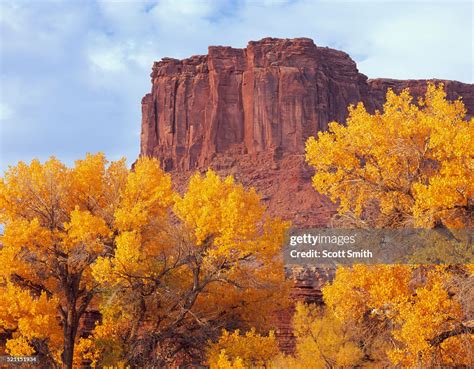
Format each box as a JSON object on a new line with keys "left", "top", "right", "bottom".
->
{"left": 0, "top": 0, "right": 472, "bottom": 172}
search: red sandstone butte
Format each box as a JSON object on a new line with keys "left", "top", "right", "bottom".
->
{"left": 139, "top": 38, "right": 474, "bottom": 351}
{"left": 140, "top": 37, "right": 474, "bottom": 228}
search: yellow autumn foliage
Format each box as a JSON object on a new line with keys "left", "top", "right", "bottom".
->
{"left": 306, "top": 85, "right": 473, "bottom": 368}
{"left": 271, "top": 303, "right": 363, "bottom": 369}
{"left": 0, "top": 154, "right": 173, "bottom": 368}
{"left": 88, "top": 170, "right": 289, "bottom": 367}
{"left": 306, "top": 83, "right": 473, "bottom": 228}
{"left": 323, "top": 265, "right": 473, "bottom": 367}
{"left": 207, "top": 328, "right": 279, "bottom": 369}
{"left": 0, "top": 283, "right": 61, "bottom": 360}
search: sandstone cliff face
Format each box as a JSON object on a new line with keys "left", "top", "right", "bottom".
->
{"left": 141, "top": 37, "right": 474, "bottom": 228}
{"left": 141, "top": 38, "right": 373, "bottom": 171}
{"left": 141, "top": 38, "right": 474, "bottom": 175}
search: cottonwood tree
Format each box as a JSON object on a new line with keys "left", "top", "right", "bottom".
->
{"left": 323, "top": 265, "right": 473, "bottom": 367}
{"left": 306, "top": 84, "right": 473, "bottom": 228}
{"left": 305, "top": 85, "right": 474, "bottom": 367}
{"left": 0, "top": 154, "right": 173, "bottom": 368}
{"left": 86, "top": 170, "right": 289, "bottom": 367}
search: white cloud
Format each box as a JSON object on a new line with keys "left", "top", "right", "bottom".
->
{"left": 152, "top": 0, "right": 217, "bottom": 18}
{"left": 86, "top": 35, "right": 158, "bottom": 74}
{"left": 88, "top": 45, "right": 127, "bottom": 72}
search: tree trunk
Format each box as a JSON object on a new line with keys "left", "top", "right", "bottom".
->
{"left": 62, "top": 308, "right": 77, "bottom": 369}
{"left": 59, "top": 271, "right": 94, "bottom": 369}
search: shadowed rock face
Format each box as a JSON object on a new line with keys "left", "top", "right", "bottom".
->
{"left": 140, "top": 37, "right": 473, "bottom": 229}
